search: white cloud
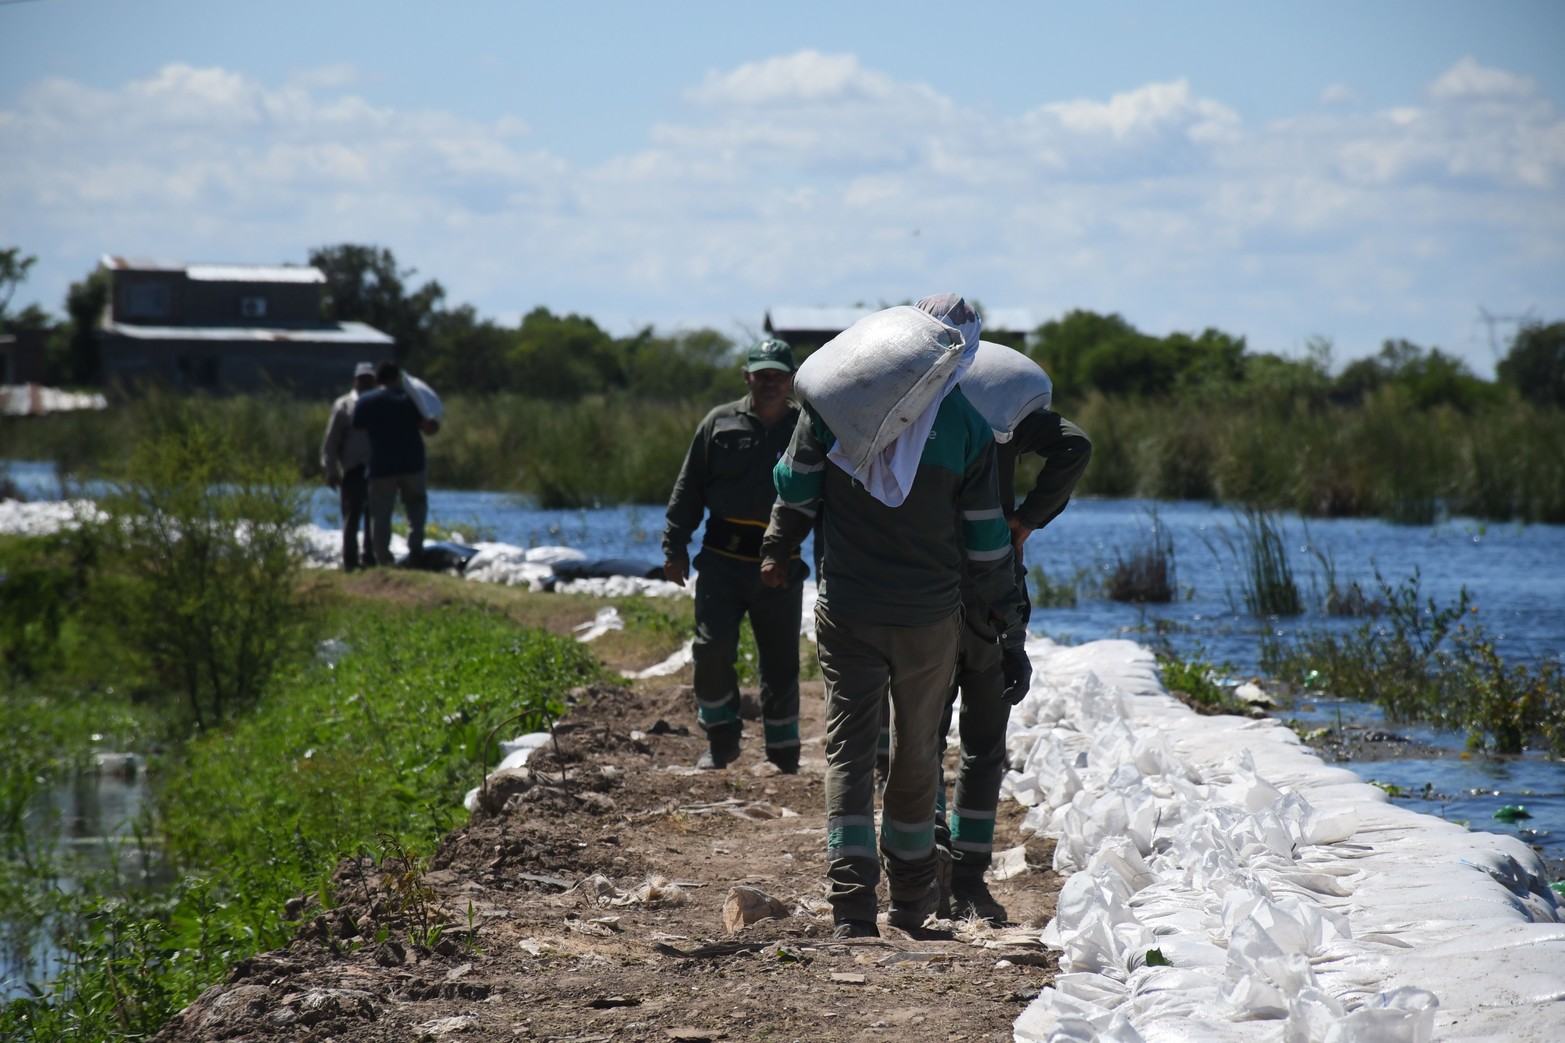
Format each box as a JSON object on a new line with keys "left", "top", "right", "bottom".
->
{"left": 1, "top": 52, "right": 1561, "bottom": 376}
{"left": 686, "top": 50, "right": 901, "bottom": 107}
{"left": 1043, "top": 78, "right": 1241, "bottom": 143}
{"left": 1319, "top": 83, "right": 1358, "bottom": 106}
{"left": 1428, "top": 56, "right": 1534, "bottom": 100}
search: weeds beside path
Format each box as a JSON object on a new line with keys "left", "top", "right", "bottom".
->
{"left": 152, "top": 670, "right": 1064, "bottom": 1043}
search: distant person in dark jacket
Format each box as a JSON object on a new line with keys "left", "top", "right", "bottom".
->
{"left": 352, "top": 361, "right": 439, "bottom": 566}
{"left": 320, "top": 361, "right": 378, "bottom": 572}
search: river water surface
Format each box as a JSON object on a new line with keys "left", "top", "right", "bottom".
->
{"left": 3, "top": 460, "right": 1563, "bottom": 997}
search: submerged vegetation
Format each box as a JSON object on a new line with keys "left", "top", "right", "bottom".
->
{"left": 1263, "top": 570, "right": 1565, "bottom": 756}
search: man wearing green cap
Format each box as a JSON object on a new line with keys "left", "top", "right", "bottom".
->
{"left": 662, "top": 338, "right": 806, "bottom": 772}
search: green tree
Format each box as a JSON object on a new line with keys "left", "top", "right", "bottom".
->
{"left": 0, "top": 247, "right": 37, "bottom": 326}
{"left": 309, "top": 244, "right": 446, "bottom": 371}
{"left": 1334, "top": 339, "right": 1495, "bottom": 412}
{"left": 1030, "top": 309, "right": 1139, "bottom": 394}
{"left": 505, "top": 306, "right": 623, "bottom": 399}
{"left": 51, "top": 266, "right": 109, "bottom": 385}
{"left": 422, "top": 303, "right": 513, "bottom": 393}
{"left": 621, "top": 326, "right": 737, "bottom": 402}
{"left": 1497, "top": 321, "right": 1565, "bottom": 409}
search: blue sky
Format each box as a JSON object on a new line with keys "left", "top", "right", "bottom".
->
{"left": 3, "top": 0, "right": 1562, "bottom": 377}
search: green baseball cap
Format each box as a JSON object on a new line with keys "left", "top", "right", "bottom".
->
{"left": 745, "top": 338, "right": 795, "bottom": 373}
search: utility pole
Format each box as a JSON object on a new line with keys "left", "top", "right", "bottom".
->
{"left": 1476, "top": 306, "right": 1537, "bottom": 365}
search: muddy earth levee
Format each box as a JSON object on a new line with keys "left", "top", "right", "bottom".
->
{"left": 153, "top": 680, "right": 1064, "bottom": 1043}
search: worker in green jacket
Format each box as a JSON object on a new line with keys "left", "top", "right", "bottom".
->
{"left": 761, "top": 328, "right": 1028, "bottom": 938}
{"left": 662, "top": 339, "right": 804, "bottom": 772}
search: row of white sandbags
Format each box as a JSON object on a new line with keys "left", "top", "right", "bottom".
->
{"left": 1004, "top": 637, "right": 1565, "bottom": 1043}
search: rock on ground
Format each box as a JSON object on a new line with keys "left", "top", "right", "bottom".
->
{"left": 153, "top": 680, "right": 1063, "bottom": 1043}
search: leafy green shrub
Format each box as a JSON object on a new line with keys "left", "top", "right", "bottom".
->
{"left": 87, "top": 402, "right": 315, "bottom": 729}
{"left": 0, "top": 530, "right": 99, "bottom": 683}
{"left": 1156, "top": 644, "right": 1241, "bottom": 711}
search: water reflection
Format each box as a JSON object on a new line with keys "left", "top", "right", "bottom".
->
{"left": 2, "top": 764, "right": 156, "bottom": 1001}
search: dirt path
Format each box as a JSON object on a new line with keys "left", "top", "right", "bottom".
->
{"left": 154, "top": 678, "right": 1064, "bottom": 1043}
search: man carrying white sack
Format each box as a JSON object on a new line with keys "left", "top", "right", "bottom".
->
{"left": 760, "top": 295, "right": 1027, "bottom": 939}
{"left": 932, "top": 333, "right": 1093, "bottom": 926}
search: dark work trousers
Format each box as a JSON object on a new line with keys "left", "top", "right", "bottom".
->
{"left": 817, "top": 606, "right": 960, "bottom": 923}
{"left": 934, "top": 623, "right": 1010, "bottom": 880}
{"left": 367, "top": 470, "right": 428, "bottom": 567}
{"left": 691, "top": 551, "right": 805, "bottom": 759}
{"left": 338, "top": 465, "right": 370, "bottom": 571}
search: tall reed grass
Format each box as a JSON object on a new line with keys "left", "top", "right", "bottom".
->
{"left": 1067, "top": 388, "right": 1565, "bottom": 523}
{"left": 7, "top": 387, "right": 1564, "bottom": 521}
{"left": 1107, "top": 508, "right": 1176, "bottom": 603}
{"left": 1262, "top": 570, "right": 1565, "bottom": 755}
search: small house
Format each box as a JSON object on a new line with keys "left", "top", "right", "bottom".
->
{"left": 97, "top": 256, "right": 393, "bottom": 396}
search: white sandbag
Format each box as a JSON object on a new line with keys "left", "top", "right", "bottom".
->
{"left": 961, "top": 341, "right": 1052, "bottom": 440}
{"left": 793, "top": 306, "right": 966, "bottom": 477}
{"left": 405, "top": 373, "right": 444, "bottom": 422}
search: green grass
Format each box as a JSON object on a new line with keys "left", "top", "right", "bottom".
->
{"left": 1, "top": 598, "right": 600, "bottom": 1042}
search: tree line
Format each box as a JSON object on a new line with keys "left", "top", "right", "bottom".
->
{"left": 3, "top": 242, "right": 1563, "bottom": 410}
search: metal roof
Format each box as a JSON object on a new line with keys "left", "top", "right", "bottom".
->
{"left": 186, "top": 264, "right": 325, "bottom": 284}
{"left": 765, "top": 306, "right": 878, "bottom": 333}
{"left": 102, "top": 321, "right": 393, "bottom": 345}
{"left": 100, "top": 255, "right": 326, "bottom": 283}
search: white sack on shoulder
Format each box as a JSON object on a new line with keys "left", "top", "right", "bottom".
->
{"left": 961, "top": 341, "right": 1052, "bottom": 441}
{"left": 404, "top": 374, "right": 444, "bottom": 422}
{"left": 793, "top": 306, "right": 967, "bottom": 505}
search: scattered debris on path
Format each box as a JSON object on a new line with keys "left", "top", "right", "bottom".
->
{"left": 154, "top": 680, "right": 1063, "bottom": 1042}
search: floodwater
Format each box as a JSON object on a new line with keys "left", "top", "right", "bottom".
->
{"left": 3, "top": 459, "right": 1563, "bottom": 997}
{"left": 2, "top": 765, "right": 156, "bottom": 1000}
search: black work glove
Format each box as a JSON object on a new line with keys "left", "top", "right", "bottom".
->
{"left": 1001, "top": 645, "right": 1033, "bottom": 705}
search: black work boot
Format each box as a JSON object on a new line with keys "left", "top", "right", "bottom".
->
{"left": 765, "top": 746, "right": 800, "bottom": 774}
{"left": 934, "top": 844, "right": 953, "bottom": 920}
{"left": 831, "top": 918, "right": 880, "bottom": 939}
{"left": 887, "top": 881, "right": 947, "bottom": 939}
{"left": 696, "top": 725, "right": 742, "bottom": 770}
{"left": 950, "top": 873, "right": 1009, "bottom": 926}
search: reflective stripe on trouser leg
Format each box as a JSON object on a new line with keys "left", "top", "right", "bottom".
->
{"left": 816, "top": 605, "right": 889, "bottom": 922}
{"left": 691, "top": 565, "right": 746, "bottom": 732}
{"left": 951, "top": 622, "right": 1010, "bottom": 875}
{"left": 752, "top": 558, "right": 804, "bottom": 751}
{"left": 880, "top": 611, "right": 961, "bottom": 904}
{"left": 951, "top": 806, "right": 996, "bottom": 856}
